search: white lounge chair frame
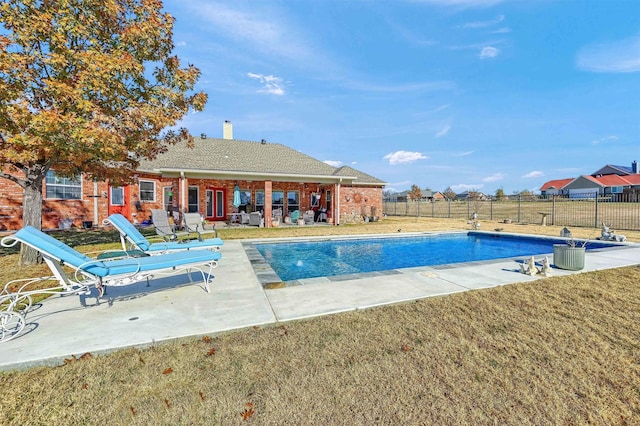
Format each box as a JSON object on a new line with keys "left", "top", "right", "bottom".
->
{"left": 0, "top": 226, "right": 220, "bottom": 343}
{"left": 104, "top": 214, "right": 223, "bottom": 255}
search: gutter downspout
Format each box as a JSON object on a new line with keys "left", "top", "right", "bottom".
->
{"left": 336, "top": 178, "right": 341, "bottom": 226}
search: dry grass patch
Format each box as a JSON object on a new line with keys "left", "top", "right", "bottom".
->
{"left": 1, "top": 266, "right": 639, "bottom": 424}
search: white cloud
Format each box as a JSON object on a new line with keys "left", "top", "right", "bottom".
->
{"left": 576, "top": 34, "right": 640, "bottom": 73}
{"left": 383, "top": 150, "right": 429, "bottom": 165}
{"left": 483, "top": 173, "right": 505, "bottom": 182}
{"left": 523, "top": 171, "right": 544, "bottom": 178}
{"left": 461, "top": 15, "right": 505, "bottom": 29}
{"left": 451, "top": 183, "right": 484, "bottom": 192}
{"left": 176, "top": 41, "right": 187, "bottom": 46}
{"left": 591, "top": 135, "right": 619, "bottom": 145}
{"left": 324, "top": 160, "right": 343, "bottom": 167}
{"left": 491, "top": 27, "right": 511, "bottom": 34}
{"left": 435, "top": 125, "right": 451, "bottom": 138}
{"left": 454, "top": 151, "right": 474, "bottom": 157}
{"left": 351, "top": 161, "right": 358, "bottom": 165}
{"left": 479, "top": 46, "right": 500, "bottom": 59}
{"left": 247, "top": 73, "right": 286, "bottom": 95}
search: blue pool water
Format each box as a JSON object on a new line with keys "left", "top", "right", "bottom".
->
{"left": 254, "top": 232, "right": 613, "bottom": 282}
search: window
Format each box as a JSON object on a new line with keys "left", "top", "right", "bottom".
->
{"left": 139, "top": 180, "right": 155, "bottom": 202}
{"left": 163, "top": 187, "right": 174, "bottom": 212}
{"left": 45, "top": 171, "right": 81, "bottom": 200}
{"left": 272, "top": 190, "right": 284, "bottom": 213}
{"left": 188, "top": 186, "right": 199, "bottom": 213}
{"left": 326, "top": 190, "right": 332, "bottom": 212}
{"left": 255, "top": 190, "right": 264, "bottom": 213}
{"left": 287, "top": 190, "right": 299, "bottom": 214}
{"left": 239, "top": 189, "right": 252, "bottom": 212}
{"left": 110, "top": 187, "right": 124, "bottom": 206}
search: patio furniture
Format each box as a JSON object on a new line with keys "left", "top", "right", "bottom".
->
{"left": 317, "top": 207, "right": 328, "bottom": 222}
{"left": 249, "top": 212, "right": 262, "bottom": 226}
{"left": 289, "top": 210, "right": 300, "bottom": 224}
{"left": 0, "top": 226, "right": 221, "bottom": 343}
{"left": 303, "top": 211, "right": 314, "bottom": 225}
{"left": 182, "top": 213, "right": 219, "bottom": 240}
{"left": 104, "top": 214, "right": 223, "bottom": 254}
{"left": 150, "top": 209, "right": 190, "bottom": 241}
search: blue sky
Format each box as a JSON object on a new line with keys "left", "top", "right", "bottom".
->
{"left": 163, "top": 0, "right": 640, "bottom": 195}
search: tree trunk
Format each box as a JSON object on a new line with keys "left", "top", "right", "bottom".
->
{"left": 19, "top": 171, "right": 45, "bottom": 266}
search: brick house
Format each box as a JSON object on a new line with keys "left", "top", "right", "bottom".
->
{"left": 0, "top": 122, "right": 386, "bottom": 230}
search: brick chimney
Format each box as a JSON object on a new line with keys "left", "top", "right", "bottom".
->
{"left": 223, "top": 120, "right": 233, "bottom": 140}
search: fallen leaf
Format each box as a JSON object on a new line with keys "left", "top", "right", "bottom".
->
{"left": 79, "top": 352, "right": 93, "bottom": 360}
{"left": 130, "top": 407, "right": 136, "bottom": 416}
{"left": 207, "top": 348, "right": 216, "bottom": 356}
{"left": 164, "top": 398, "right": 171, "bottom": 408}
{"left": 402, "top": 344, "right": 411, "bottom": 352}
{"left": 199, "top": 391, "right": 205, "bottom": 401}
{"left": 81, "top": 383, "right": 88, "bottom": 390}
{"left": 162, "top": 367, "right": 173, "bottom": 374}
{"left": 241, "top": 403, "right": 255, "bottom": 420}
{"left": 202, "top": 335, "right": 212, "bottom": 343}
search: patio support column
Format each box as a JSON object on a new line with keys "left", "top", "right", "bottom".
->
{"left": 336, "top": 180, "right": 341, "bottom": 225}
{"left": 180, "top": 172, "right": 186, "bottom": 215}
{"left": 264, "top": 181, "right": 272, "bottom": 227}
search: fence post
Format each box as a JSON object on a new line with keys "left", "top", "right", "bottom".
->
{"left": 517, "top": 195, "right": 521, "bottom": 223}
{"left": 490, "top": 198, "right": 493, "bottom": 220}
{"left": 417, "top": 200, "right": 420, "bottom": 217}
{"left": 467, "top": 200, "right": 470, "bottom": 219}
{"left": 448, "top": 199, "right": 451, "bottom": 218}
{"left": 594, "top": 195, "right": 599, "bottom": 228}
{"left": 552, "top": 196, "right": 555, "bottom": 226}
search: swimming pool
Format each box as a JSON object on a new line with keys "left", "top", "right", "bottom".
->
{"left": 248, "top": 232, "right": 617, "bottom": 284}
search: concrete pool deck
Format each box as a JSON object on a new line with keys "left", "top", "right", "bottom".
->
{"left": 2, "top": 233, "right": 639, "bottom": 371}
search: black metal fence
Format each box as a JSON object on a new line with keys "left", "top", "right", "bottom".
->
{"left": 383, "top": 193, "right": 640, "bottom": 231}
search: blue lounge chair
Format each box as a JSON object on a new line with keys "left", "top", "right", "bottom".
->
{"left": 104, "top": 214, "right": 223, "bottom": 255}
{"left": 0, "top": 226, "right": 222, "bottom": 342}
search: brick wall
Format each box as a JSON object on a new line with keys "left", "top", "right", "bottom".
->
{"left": 0, "top": 169, "right": 384, "bottom": 230}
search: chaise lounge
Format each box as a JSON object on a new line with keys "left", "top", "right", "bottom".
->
{"left": 105, "top": 214, "right": 223, "bottom": 255}
{"left": 0, "top": 226, "right": 222, "bottom": 343}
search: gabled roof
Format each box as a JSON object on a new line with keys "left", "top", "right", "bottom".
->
{"left": 334, "top": 165, "right": 386, "bottom": 185}
{"left": 592, "top": 164, "right": 633, "bottom": 176}
{"left": 540, "top": 178, "right": 573, "bottom": 191}
{"left": 138, "top": 137, "right": 383, "bottom": 185}
{"left": 594, "top": 174, "right": 640, "bottom": 186}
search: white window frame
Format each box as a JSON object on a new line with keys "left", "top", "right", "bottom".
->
{"left": 139, "top": 180, "right": 156, "bottom": 202}
{"left": 188, "top": 185, "right": 199, "bottom": 213}
{"left": 45, "top": 171, "right": 82, "bottom": 200}
{"left": 110, "top": 187, "right": 124, "bottom": 206}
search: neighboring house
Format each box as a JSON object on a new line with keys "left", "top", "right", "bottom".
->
{"left": 540, "top": 178, "right": 574, "bottom": 196}
{"left": 540, "top": 160, "right": 640, "bottom": 199}
{"left": 456, "top": 191, "right": 487, "bottom": 201}
{"left": 0, "top": 122, "right": 387, "bottom": 230}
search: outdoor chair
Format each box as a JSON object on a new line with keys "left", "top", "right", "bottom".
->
{"left": 182, "top": 213, "right": 219, "bottom": 240}
{"left": 150, "top": 209, "right": 190, "bottom": 241}
{"left": 249, "top": 211, "right": 262, "bottom": 226}
{"left": 0, "top": 226, "right": 221, "bottom": 343}
{"left": 105, "top": 214, "right": 223, "bottom": 254}
{"left": 303, "top": 210, "right": 314, "bottom": 225}
{"left": 239, "top": 212, "right": 250, "bottom": 225}
{"left": 289, "top": 210, "right": 300, "bottom": 224}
